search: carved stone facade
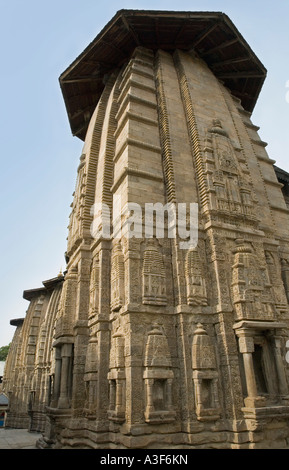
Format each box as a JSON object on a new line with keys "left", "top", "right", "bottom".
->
{"left": 3, "top": 276, "right": 63, "bottom": 432}
{"left": 3, "top": 11, "right": 289, "bottom": 448}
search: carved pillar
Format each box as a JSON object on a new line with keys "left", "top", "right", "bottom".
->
{"left": 185, "top": 248, "right": 207, "bottom": 306}
{"left": 115, "top": 379, "right": 124, "bottom": 415}
{"left": 166, "top": 378, "right": 174, "bottom": 411}
{"left": 111, "top": 241, "right": 125, "bottom": 311}
{"left": 51, "top": 347, "right": 61, "bottom": 408}
{"left": 84, "top": 335, "right": 98, "bottom": 416}
{"left": 243, "top": 353, "right": 258, "bottom": 398}
{"left": 142, "top": 241, "right": 167, "bottom": 306}
{"left": 58, "top": 344, "right": 73, "bottom": 409}
{"left": 144, "top": 379, "right": 155, "bottom": 415}
{"left": 192, "top": 324, "right": 221, "bottom": 421}
{"left": 109, "top": 380, "right": 116, "bottom": 411}
{"left": 236, "top": 333, "right": 265, "bottom": 408}
{"left": 281, "top": 259, "right": 289, "bottom": 303}
{"left": 273, "top": 337, "right": 289, "bottom": 400}
{"left": 107, "top": 332, "right": 126, "bottom": 423}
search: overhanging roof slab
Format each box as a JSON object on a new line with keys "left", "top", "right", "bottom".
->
{"left": 59, "top": 10, "right": 267, "bottom": 141}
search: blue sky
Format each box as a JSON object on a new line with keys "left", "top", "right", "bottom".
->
{"left": 0, "top": 0, "right": 289, "bottom": 346}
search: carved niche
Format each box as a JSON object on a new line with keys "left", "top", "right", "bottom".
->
{"left": 143, "top": 324, "right": 175, "bottom": 424}
{"left": 142, "top": 240, "right": 167, "bottom": 306}
{"left": 111, "top": 241, "right": 125, "bottom": 311}
{"left": 265, "top": 251, "right": 288, "bottom": 309}
{"left": 185, "top": 247, "right": 208, "bottom": 306}
{"left": 107, "top": 328, "right": 126, "bottom": 423}
{"left": 204, "top": 120, "right": 256, "bottom": 224}
{"left": 231, "top": 240, "right": 275, "bottom": 321}
{"left": 192, "top": 324, "right": 220, "bottom": 421}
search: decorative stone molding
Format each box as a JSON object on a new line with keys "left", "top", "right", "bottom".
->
{"left": 231, "top": 239, "right": 275, "bottom": 321}
{"left": 111, "top": 241, "right": 125, "bottom": 312}
{"left": 142, "top": 240, "right": 167, "bottom": 306}
{"left": 4, "top": 9, "right": 289, "bottom": 449}
{"left": 192, "top": 324, "right": 221, "bottom": 421}
{"left": 234, "top": 320, "right": 289, "bottom": 414}
{"left": 143, "top": 325, "right": 175, "bottom": 424}
{"left": 108, "top": 331, "right": 126, "bottom": 423}
{"left": 281, "top": 258, "right": 289, "bottom": 303}
{"left": 185, "top": 248, "right": 207, "bottom": 306}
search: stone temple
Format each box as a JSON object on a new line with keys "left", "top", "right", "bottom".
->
{"left": 3, "top": 10, "right": 289, "bottom": 449}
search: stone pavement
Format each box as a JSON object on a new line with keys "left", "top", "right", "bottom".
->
{"left": 0, "top": 428, "right": 42, "bottom": 449}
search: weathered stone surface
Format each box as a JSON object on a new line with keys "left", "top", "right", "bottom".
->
{"left": 3, "top": 10, "right": 289, "bottom": 449}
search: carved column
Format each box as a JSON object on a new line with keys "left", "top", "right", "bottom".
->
{"left": 273, "top": 337, "right": 289, "bottom": 400}
{"left": 107, "top": 332, "right": 126, "bottom": 423}
{"left": 109, "top": 380, "right": 116, "bottom": 411}
{"left": 84, "top": 335, "right": 98, "bottom": 416}
{"left": 144, "top": 379, "right": 155, "bottom": 415}
{"left": 237, "top": 334, "right": 266, "bottom": 408}
{"left": 281, "top": 259, "right": 289, "bottom": 303}
{"left": 58, "top": 344, "right": 73, "bottom": 409}
{"left": 166, "top": 378, "right": 174, "bottom": 411}
{"left": 51, "top": 347, "right": 61, "bottom": 408}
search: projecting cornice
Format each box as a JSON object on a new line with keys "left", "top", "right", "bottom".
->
{"left": 10, "top": 318, "right": 24, "bottom": 327}
{"left": 23, "top": 274, "right": 64, "bottom": 301}
{"left": 59, "top": 9, "right": 267, "bottom": 141}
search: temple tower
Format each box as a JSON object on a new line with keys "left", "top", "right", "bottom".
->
{"left": 5, "top": 10, "right": 289, "bottom": 449}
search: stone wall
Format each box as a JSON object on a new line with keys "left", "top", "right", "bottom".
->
{"left": 3, "top": 11, "right": 289, "bottom": 449}
{"left": 3, "top": 276, "right": 63, "bottom": 432}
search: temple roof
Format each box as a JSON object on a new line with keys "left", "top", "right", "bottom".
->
{"left": 23, "top": 274, "right": 64, "bottom": 301}
{"left": 59, "top": 9, "right": 267, "bottom": 141}
{"left": 274, "top": 165, "right": 289, "bottom": 185}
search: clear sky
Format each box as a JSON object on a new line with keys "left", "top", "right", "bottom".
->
{"left": 0, "top": 0, "right": 289, "bottom": 347}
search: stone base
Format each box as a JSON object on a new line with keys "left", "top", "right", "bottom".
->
{"left": 243, "top": 396, "right": 266, "bottom": 408}
{"left": 108, "top": 410, "right": 126, "bottom": 424}
{"left": 144, "top": 410, "right": 177, "bottom": 425}
{"left": 242, "top": 405, "right": 289, "bottom": 420}
{"left": 196, "top": 407, "right": 221, "bottom": 422}
{"left": 36, "top": 415, "right": 289, "bottom": 449}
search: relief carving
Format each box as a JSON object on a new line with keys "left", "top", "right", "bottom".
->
{"left": 143, "top": 324, "right": 175, "bottom": 424}
{"left": 142, "top": 240, "right": 167, "bottom": 306}
{"left": 205, "top": 120, "right": 256, "bottom": 223}
{"left": 108, "top": 329, "right": 126, "bottom": 423}
{"left": 111, "top": 241, "right": 125, "bottom": 311}
{"left": 281, "top": 258, "right": 289, "bottom": 303}
{"left": 192, "top": 324, "right": 220, "bottom": 421}
{"left": 185, "top": 247, "right": 207, "bottom": 306}
{"left": 89, "top": 254, "right": 99, "bottom": 319}
{"left": 265, "top": 251, "right": 288, "bottom": 308}
{"left": 232, "top": 240, "right": 275, "bottom": 321}
{"left": 84, "top": 336, "right": 98, "bottom": 417}
{"left": 54, "top": 267, "right": 77, "bottom": 338}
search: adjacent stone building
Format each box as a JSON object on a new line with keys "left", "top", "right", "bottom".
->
{"left": 3, "top": 275, "right": 63, "bottom": 432}
{"left": 3, "top": 10, "right": 289, "bottom": 448}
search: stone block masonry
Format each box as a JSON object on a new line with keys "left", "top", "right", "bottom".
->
{"left": 3, "top": 10, "right": 289, "bottom": 449}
